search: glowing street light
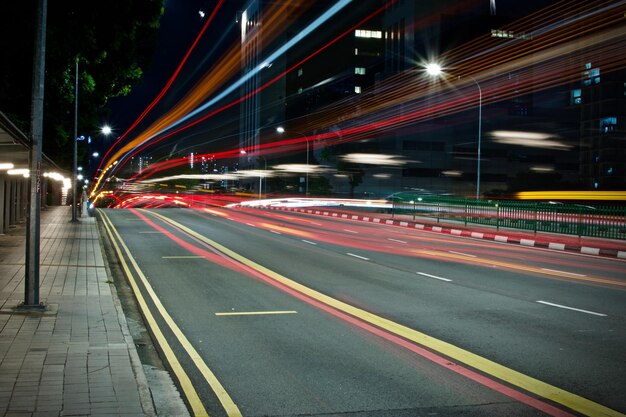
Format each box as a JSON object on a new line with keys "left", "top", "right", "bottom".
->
{"left": 425, "top": 62, "right": 482, "bottom": 199}
{"left": 101, "top": 125, "right": 112, "bottom": 136}
{"left": 425, "top": 62, "right": 442, "bottom": 76}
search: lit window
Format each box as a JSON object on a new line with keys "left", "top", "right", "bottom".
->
{"left": 297, "top": 68, "right": 303, "bottom": 77}
{"left": 570, "top": 89, "right": 582, "bottom": 105}
{"left": 354, "top": 48, "right": 359, "bottom": 55}
{"left": 491, "top": 29, "right": 514, "bottom": 38}
{"left": 354, "top": 86, "right": 362, "bottom": 94}
{"left": 583, "top": 65, "right": 600, "bottom": 86}
{"left": 600, "top": 117, "right": 617, "bottom": 133}
{"left": 355, "top": 29, "right": 382, "bottom": 38}
{"left": 355, "top": 67, "right": 366, "bottom": 75}
{"left": 298, "top": 87, "right": 303, "bottom": 94}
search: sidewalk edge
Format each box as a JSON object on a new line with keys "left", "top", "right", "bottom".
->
{"left": 95, "top": 215, "right": 157, "bottom": 417}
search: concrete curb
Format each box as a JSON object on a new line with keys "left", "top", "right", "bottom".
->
{"left": 95, "top": 214, "right": 158, "bottom": 417}
{"left": 252, "top": 206, "right": 626, "bottom": 259}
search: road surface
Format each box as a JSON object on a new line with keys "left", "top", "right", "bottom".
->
{"left": 98, "top": 206, "right": 626, "bottom": 417}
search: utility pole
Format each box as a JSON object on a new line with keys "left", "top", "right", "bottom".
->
{"left": 71, "top": 58, "right": 79, "bottom": 222}
{"left": 24, "top": 0, "right": 47, "bottom": 308}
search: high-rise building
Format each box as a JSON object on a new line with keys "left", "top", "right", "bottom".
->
{"left": 378, "top": 0, "right": 581, "bottom": 197}
{"left": 238, "top": 0, "right": 384, "bottom": 194}
{"left": 575, "top": 63, "right": 626, "bottom": 190}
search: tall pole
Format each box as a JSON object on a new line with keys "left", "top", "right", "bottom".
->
{"left": 426, "top": 64, "right": 482, "bottom": 199}
{"left": 468, "top": 76, "right": 483, "bottom": 200}
{"left": 276, "top": 126, "right": 309, "bottom": 196}
{"left": 258, "top": 156, "right": 266, "bottom": 199}
{"left": 71, "top": 58, "right": 78, "bottom": 222}
{"left": 305, "top": 138, "right": 309, "bottom": 197}
{"left": 24, "top": 0, "right": 47, "bottom": 307}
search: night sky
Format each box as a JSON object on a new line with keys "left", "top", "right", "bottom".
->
{"left": 104, "top": 0, "right": 243, "bottom": 137}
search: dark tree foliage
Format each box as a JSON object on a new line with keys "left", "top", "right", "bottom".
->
{"left": 0, "top": 0, "right": 163, "bottom": 168}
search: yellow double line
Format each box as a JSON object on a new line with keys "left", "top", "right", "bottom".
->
{"left": 101, "top": 208, "right": 625, "bottom": 417}
{"left": 99, "top": 209, "right": 241, "bottom": 417}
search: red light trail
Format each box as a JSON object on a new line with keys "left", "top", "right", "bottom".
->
{"left": 93, "top": 0, "right": 625, "bottom": 206}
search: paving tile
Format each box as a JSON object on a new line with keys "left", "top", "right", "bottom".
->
{"left": 1, "top": 207, "right": 156, "bottom": 417}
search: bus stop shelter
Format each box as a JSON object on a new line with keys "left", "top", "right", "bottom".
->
{"left": 0, "top": 110, "right": 65, "bottom": 234}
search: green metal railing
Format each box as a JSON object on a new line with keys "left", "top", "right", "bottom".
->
{"left": 390, "top": 194, "right": 626, "bottom": 240}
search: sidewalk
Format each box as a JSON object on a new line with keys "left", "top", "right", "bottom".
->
{"left": 0, "top": 206, "right": 155, "bottom": 417}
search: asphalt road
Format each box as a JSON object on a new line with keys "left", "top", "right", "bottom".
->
{"left": 98, "top": 207, "right": 626, "bottom": 417}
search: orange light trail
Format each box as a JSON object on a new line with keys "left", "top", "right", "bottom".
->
{"left": 94, "top": 0, "right": 625, "bottom": 200}
{"left": 92, "top": 1, "right": 396, "bottom": 196}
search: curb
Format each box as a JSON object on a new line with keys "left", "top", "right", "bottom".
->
{"left": 250, "top": 206, "right": 626, "bottom": 259}
{"left": 95, "top": 214, "right": 158, "bottom": 417}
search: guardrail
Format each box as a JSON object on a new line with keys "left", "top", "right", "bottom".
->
{"left": 390, "top": 194, "right": 626, "bottom": 240}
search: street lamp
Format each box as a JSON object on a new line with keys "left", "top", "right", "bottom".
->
{"left": 276, "top": 126, "right": 310, "bottom": 196}
{"left": 71, "top": 58, "right": 79, "bottom": 222}
{"left": 240, "top": 149, "right": 266, "bottom": 199}
{"left": 426, "top": 62, "right": 483, "bottom": 199}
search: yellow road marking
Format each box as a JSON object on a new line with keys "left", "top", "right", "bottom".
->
{"left": 216, "top": 311, "right": 297, "bottom": 316}
{"left": 98, "top": 211, "right": 209, "bottom": 417}
{"left": 146, "top": 209, "right": 625, "bottom": 417}
{"left": 415, "top": 249, "right": 626, "bottom": 287}
{"left": 99, "top": 210, "right": 242, "bottom": 417}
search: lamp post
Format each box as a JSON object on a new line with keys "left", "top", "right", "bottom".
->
{"left": 426, "top": 63, "right": 482, "bottom": 199}
{"left": 71, "top": 58, "right": 79, "bottom": 222}
{"left": 276, "top": 126, "right": 309, "bottom": 196}
{"left": 258, "top": 155, "right": 266, "bottom": 199}
{"left": 240, "top": 149, "right": 266, "bottom": 199}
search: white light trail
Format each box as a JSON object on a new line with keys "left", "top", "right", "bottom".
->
{"left": 119, "top": 0, "right": 354, "bottom": 165}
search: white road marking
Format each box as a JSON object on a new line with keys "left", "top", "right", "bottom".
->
{"left": 449, "top": 251, "right": 476, "bottom": 258}
{"left": 536, "top": 301, "right": 607, "bottom": 317}
{"left": 215, "top": 311, "right": 297, "bottom": 316}
{"left": 347, "top": 253, "right": 370, "bottom": 261}
{"left": 270, "top": 230, "right": 282, "bottom": 235}
{"left": 344, "top": 229, "right": 359, "bottom": 234}
{"left": 417, "top": 272, "right": 452, "bottom": 282}
{"left": 302, "top": 240, "right": 318, "bottom": 245}
{"left": 246, "top": 223, "right": 256, "bottom": 227}
{"left": 541, "top": 268, "right": 586, "bottom": 277}
{"left": 388, "top": 238, "right": 408, "bottom": 244}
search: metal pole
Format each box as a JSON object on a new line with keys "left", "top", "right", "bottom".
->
{"left": 258, "top": 155, "right": 266, "bottom": 199}
{"left": 24, "top": 0, "right": 47, "bottom": 308}
{"left": 71, "top": 58, "right": 78, "bottom": 222}
{"left": 468, "top": 76, "right": 483, "bottom": 200}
